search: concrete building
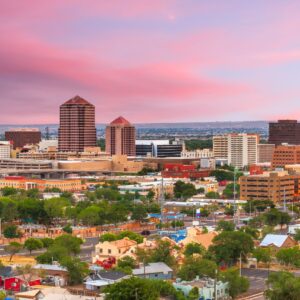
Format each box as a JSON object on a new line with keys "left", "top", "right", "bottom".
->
{"left": 106, "top": 116, "right": 136, "bottom": 156}
{"left": 181, "top": 148, "right": 214, "bottom": 159}
{"left": 272, "top": 144, "right": 300, "bottom": 168}
{"left": 258, "top": 143, "right": 275, "bottom": 163}
{"left": 239, "top": 171, "right": 297, "bottom": 203}
{"left": 269, "top": 119, "right": 300, "bottom": 145}
{"left": 213, "top": 133, "right": 259, "bottom": 168}
{"left": 5, "top": 128, "right": 41, "bottom": 149}
{"left": 0, "top": 142, "right": 11, "bottom": 159}
{"left": 136, "top": 140, "right": 182, "bottom": 157}
{"left": 58, "top": 95, "right": 97, "bottom": 152}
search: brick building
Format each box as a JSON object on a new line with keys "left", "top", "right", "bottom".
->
{"left": 269, "top": 120, "right": 300, "bottom": 145}
{"left": 5, "top": 129, "right": 41, "bottom": 149}
{"left": 58, "top": 95, "right": 96, "bottom": 152}
{"left": 271, "top": 145, "right": 300, "bottom": 168}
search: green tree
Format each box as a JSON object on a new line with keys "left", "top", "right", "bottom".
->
{"left": 54, "top": 234, "right": 83, "bottom": 255}
{"left": 1, "top": 187, "right": 18, "bottom": 196}
{"left": 239, "top": 226, "right": 259, "bottom": 239}
{"left": 62, "top": 224, "right": 73, "bottom": 234}
{"left": 44, "top": 197, "right": 70, "bottom": 222}
{"left": 60, "top": 257, "right": 89, "bottom": 285}
{"left": 117, "top": 256, "right": 137, "bottom": 270}
{"left": 220, "top": 268, "right": 249, "bottom": 299}
{"left": 294, "top": 228, "right": 300, "bottom": 242}
{"left": 276, "top": 247, "right": 300, "bottom": 268}
{"left": 78, "top": 206, "right": 101, "bottom": 225}
{"left": 26, "top": 188, "right": 40, "bottom": 199}
{"left": 209, "top": 231, "right": 254, "bottom": 265}
{"left": 17, "top": 198, "right": 46, "bottom": 223}
{"left": 131, "top": 205, "right": 148, "bottom": 221}
{"left": 205, "top": 191, "right": 220, "bottom": 199}
{"left": 40, "top": 238, "right": 54, "bottom": 248}
{"left": 5, "top": 242, "right": 23, "bottom": 262}
{"left": 3, "top": 225, "right": 21, "bottom": 239}
{"left": 216, "top": 220, "right": 235, "bottom": 232}
{"left": 265, "top": 271, "right": 300, "bottom": 300}
{"left": 252, "top": 247, "right": 272, "bottom": 264}
{"left": 223, "top": 183, "right": 240, "bottom": 199}
{"left": 187, "top": 287, "right": 199, "bottom": 300}
{"left": 0, "top": 291, "right": 5, "bottom": 300}
{"left": 146, "top": 190, "right": 155, "bottom": 201}
{"left": 184, "top": 243, "right": 206, "bottom": 257}
{"left": 24, "top": 238, "right": 43, "bottom": 254}
{"left": 99, "top": 233, "right": 117, "bottom": 242}
{"left": 178, "top": 257, "right": 217, "bottom": 281}
{"left": 117, "top": 231, "right": 144, "bottom": 244}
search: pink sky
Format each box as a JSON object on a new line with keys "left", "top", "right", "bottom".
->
{"left": 1, "top": 0, "right": 300, "bottom": 124}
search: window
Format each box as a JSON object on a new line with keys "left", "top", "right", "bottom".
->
{"left": 108, "top": 249, "right": 111, "bottom": 254}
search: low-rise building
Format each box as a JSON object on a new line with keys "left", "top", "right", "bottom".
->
{"left": 132, "top": 262, "right": 173, "bottom": 280}
{"left": 239, "top": 171, "right": 298, "bottom": 203}
{"left": 258, "top": 143, "right": 275, "bottom": 163}
{"left": 260, "top": 234, "right": 298, "bottom": 250}
{"left": 272, "top": 144, "right": 300, "bottom": 168}
{"left": 162, "top": 163, "right": 211, "bottom": 179}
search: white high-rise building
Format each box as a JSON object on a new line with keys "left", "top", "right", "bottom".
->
{"left": 0, "top": 142, "right": 11, "bottom": 159}
{"left": 213, "top": 133, "right": 259, "bottom": 168}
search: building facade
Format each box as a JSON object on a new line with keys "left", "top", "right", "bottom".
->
{"left": 0, "top": 142, "right": 11, "bottom": 159}
{"left": 106, "top": 116, "right": 136, "bottom": 156}
{"left": 213, "top": 133, "right": 259, "bottom": 168}
{"left": 272, "top": 145, "right": 300, "bottom": 168}
{"left": 5, "top": 129, "right": 41, "bottom": 149}
{"left": 269, "top": 120, "right": 300, "bottom": 145}
{"left": 239, "top": 171, "right": 298, "bottom": 203}
{"left": 136, "top": 140, "right": 182, "bottom": 157}
{"left": 258, "top": 143, "right": 275, "bottom": 163}
{"left": 58, "top": 95, "right": 96, "bottom": 152}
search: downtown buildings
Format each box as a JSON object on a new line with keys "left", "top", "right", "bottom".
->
{"left": 213, "top": 133, "right": 259, "bottom": 168}
{"left": 269, "top": 120, "right": 300, "bottom": 145}
{"left": 58, "top": 96, "right": 97, "bottom": 152}
{"left": 105, "top": 116, "right": 136, "bottom": 156}
{"left": 5, "top": 128, "right": 41, "bottom": 149}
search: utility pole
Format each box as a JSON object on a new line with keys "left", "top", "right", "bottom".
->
{"left": 233, "top": 167, "right": 238, "bottom": 225}
{"left": 239, "top": 252, "right": 242, "bottom": 276}
{"left": 160, "top": 177, "right": 165, "bottom": 225}
{"left": 283, "top": 186, "right": 286, "bottom": 212}
{"left": 214, "top": 269, "right": 218, "bottom": 300}
{"left": 0, "top": 218, "right": 2, "bottom": 238}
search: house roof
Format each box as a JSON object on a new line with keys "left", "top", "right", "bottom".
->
{"left": 97, "top": 270, "right": 127, "bottom": 281}
{"left": 102, "top": 237, "right": 137, "bottom": 249}
{"left": 181, "top": 231, "right": 218, "bottom": 249}
{"left": 133, "top": 262, "right": 173, "bottom": 276}
{"left": 63, "top": 95, "right": 93, "bottom": 106}
{"left": 15, "top": 290, "right": 44, "bottom": 298}
{"left": 110, "top": 116, "right": 132, "bottom": 126}
{"left": 34, "top": 264, "right": 67, "bottom": 272}
{"left": 0, "top": 266, "right": 12, "bottom": 277}
{"left": 260, "top": 234, "right": 290, "bottom": 247}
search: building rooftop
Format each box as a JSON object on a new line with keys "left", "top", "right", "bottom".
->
{"left": 63, "top": 95, "right": 93, "bottom": 106}
{"left": 260, "top": 234, "right": 290, "bottom": 248}
{"left": 133, "top": 262, "right": 173, "bottom": 276}
{"left": 110, "top": 116, "right": 132, "bottom": 126}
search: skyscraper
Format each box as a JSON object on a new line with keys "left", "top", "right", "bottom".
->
{"left": 105, "top": 116, "right": 136, "bottom": 156}
{"left": 269, "top": 120, "right": 300, "bottom": 145}
{"left": 58, "top": 95, "right": 96, "bottom": 152}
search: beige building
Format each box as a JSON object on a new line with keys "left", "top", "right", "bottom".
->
{"left": 213, "top": 133, "right": 259, "bottom": 168}
{"left": 257, "top": 144, "right": 275, "bottom": 163}
{"left": 93, "top": 237, "right": 138, "bottom": 262}
{"left": 181, "top": 148, "right": 214, "bottom": 159}
{"left": 239, "top": 171, "right": 297, "bottom": 203}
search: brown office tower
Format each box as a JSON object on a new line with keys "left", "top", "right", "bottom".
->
{"left": 105, "top": 116, "right": 136, "bottom": 156}
{"left": 58, "top": 95, "right": 96, "bottom": 152}
{"left": 269, "top": 120, "right": 300, "bottom": 145}
{"left": 5, "top": 129, "right": 41, "bottom": 149}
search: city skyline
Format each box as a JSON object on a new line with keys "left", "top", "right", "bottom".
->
{"left": 2, "top": 1, "right": 300, "bottom": 124}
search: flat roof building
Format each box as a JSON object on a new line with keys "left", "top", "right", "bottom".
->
{"left": 269, "top": 120, "right": 300, "bottom": 145}
{"left": 5, "top": 129, "right": 41, "bottom": 149}
{"left": 272, "top": 144, "right": 300, "bottom": 168}
{"left": 258, "top": 143, "right": 275, "bottom": 163}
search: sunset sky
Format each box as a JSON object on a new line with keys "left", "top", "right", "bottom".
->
{"left": 1, "top": 0, "right": 300, "bottom": 124}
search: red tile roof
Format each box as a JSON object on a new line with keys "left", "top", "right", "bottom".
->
{"left": 63, "top": 95, "right": 93, "bottom": 106}
{"left": 110, "top": 116, "right": 131, "bottom": 126}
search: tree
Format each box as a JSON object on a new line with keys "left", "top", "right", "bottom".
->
{"left": 220, "top": 268, "right": 249, "bottom": 299}
{"left": 187, "top": 287, "right": 199, "bottom": 300}
{"left": 205, "top": 191, "right": 220, "bottom": 199}
{"left": 17, "top": 198, "right": 46, "bottom": 223}
{"left": 1, "top": 187, "right": 18, "bottom": 196}
{"left": 174, "top": 181, "right": 197, "bottom": 199}
{"left": 252, "top": 247, "right": 271, "bottom": 264}
{"left": 40, "top": 238, "right": 54, "bottom": 248}
{"left": 276, "top": 247, "right": 300, "bottom": 268}
{"left": 263, "top": 209, "right": 291, "bottom": 228}
{"left": 224, "top": 205, "right": 235, "bottom": 216}
{"left": 265, "top": 271, "right": 300, "bottom": 299}
{"left": 104, "top": 277, "right": 181, "bottom": 300}
{"left": 44, "top": 197, "right": 70, "bottom": 222}
{"left": 223, "top": 183, "right": 240, "bottom": 199}
{"left": 216, "top": 220, "right": 235, "bottom": 232}
{"left": 36, "top": 245, "right": 68, "bottom": 264}
{"left": 78, "top": 206, "right": 101, "bottom": 226}
{"left": 117, "top": 256, "right": 137, "bottom": 270}
{"left": 62, "top": 224, "right": 73, "bottom": 234}
{"left": 54, "top": 235, "right": 83, "bottom": 255}
{"left": 184, "top": 243, "right": 206, "bottom": 257}
{"left": 117, "top": 231, "right": 144, "bottom": 244}
{"left": 0, "top": 291, "right": 5, "bottom": 300}
{"left": 146, "top": 190, "right": 155, "bottom": 201}
{"left": 178, "top": 257, "right": 217, "bottom": 281}
{"left": 60, "top": 257, "right": 89, "bottom": 285}
{"left": 24, "top": 238, "right": 43, "bottom": 254}
{"left": 239, "top": 226, "right": 259, "bottom": 239}
{"left": 209, "top": 231, "right": 254, "bottom": 266}
{"left": 99, "top": 233, "right": 117, "bottom": 242}
{"left": 244, "top": 200, "right": 274, "bottom": 214}
{"left": 294, "top": 228, "right": 300, "bottom": 242}
{"left": 3, "top": 225, "right": 21, "bottom": 239}
{"left": 5, "top": 242, "right": 23, "bottom": 262}
{"left": 131, "top": 205, "right": 148, "bottom": 221}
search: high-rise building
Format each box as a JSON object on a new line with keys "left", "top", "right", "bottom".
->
{"left": 213, "top": 133, "right": 259, "bottom": 168}
{"left": 58, "top": 95, "right": 96, "bottom": 152}
{"left": 5, "top": 129, "right": 41, "bottom": 149}
{"left": 269, "top": 120, "right": 300, "bottom": 145}
{"left": 0, "top": 142, "right": 11, "bottom": 159}
{"left": 136, "top": 140, "right": 183, "bottom": 157}
{"left": 257, "top": 144, "right": 275, "bottom": 163}
{"left": 105, "top": 116, "right": 136, "bottom": 156}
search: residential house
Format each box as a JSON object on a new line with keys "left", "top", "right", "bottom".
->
{"left": 132, "top": 262, "right": 173, "bottom": 280}
{"left": 34, "top": 264, "right": 68, "bottom": 286}
{"left": 0, "top": 266, "right": 13, "bottom": 287}
{"left": 260, "top": 234, "right": 298, "bottom": 251}
{"left": 180, "top": 227, "right": 218, "bottom": 249}
{"left": 4, "top": 274, "right": 41, "bottom": 292}
{"left": 93, "top": 237, "right": 137, "bottom": 262}
{"left": 15, "top": 290, "right": 45, "bottom": 300}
